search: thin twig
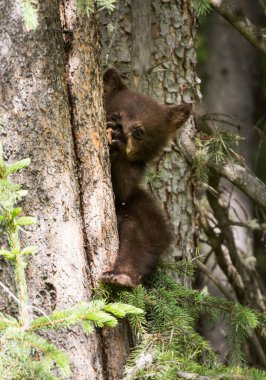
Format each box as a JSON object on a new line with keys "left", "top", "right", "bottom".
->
{"left": 179, "top": 121, "right": 266, "bottom": 209}
{"left": 196, "top": 260, "right": 234, "bottom": 300}
{"left": 0, "top": 281, "right": 22, "bottom": 306}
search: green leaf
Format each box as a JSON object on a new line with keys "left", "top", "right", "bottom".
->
{"left": 15, "top": 216, "right": 36, "bottom": 226}
{"left": 194, "top": 0, "right": 212, "bottom": 17}
{"left": 0, "top": 180, "right": 25, "bottom": 208}
{"left": 6, "top": 158, "right": 31, "bottom": 175}
{"left": 87, "top": 310, "right": 118, "bottom": 327}
{"left": 246, "top": 219, "right": 260, "bottom": 230}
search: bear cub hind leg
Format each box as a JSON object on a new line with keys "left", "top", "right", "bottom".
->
{"left": 101, "top": 189, "right": 171, "bottom": 287}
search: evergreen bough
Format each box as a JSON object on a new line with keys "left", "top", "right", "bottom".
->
{"left": 0, "top": 143, "right": 143, "bottom": 380}
{"left": 97, "top": 264, "right": 266, "bottom": 380}
{"left": 193, "top": 130, "right": 242, "bottom": 183}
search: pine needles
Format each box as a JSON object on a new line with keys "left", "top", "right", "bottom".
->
{"left": 70, "top": 0, "right": 117, "bottom": 17}
{"left": 0, "top": 142, "right": 143, "bottom": 380}
{"left": 193, "top": 131, "right": 243, "bottom": 184}
{"left": 97, "top": 263, "right": 266, "bottom": 380}
{"left": 194, "top": 0, "right": 212, "bottom": 17}
{"left": 21, "top": 0, "right": 117, "bottom": 31}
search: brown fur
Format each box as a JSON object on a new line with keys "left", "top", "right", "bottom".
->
{"left": 101, "top": 68, "right": 191, "bottom": 287}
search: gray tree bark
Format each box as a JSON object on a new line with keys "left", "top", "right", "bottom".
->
{"left": 100, "top": 0, "right": 199, "bottom": 270}
{"left": 0, "top": 1, "right": 119, "bottom": 379}
{"left": 0, "top": 0, "right": 201, "bottom": 378}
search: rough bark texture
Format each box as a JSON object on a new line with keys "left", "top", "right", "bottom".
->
{"left": 0, "top": 1, "right": 119, "bottom": 379}
{"left": 60, "top": 0, "right": 118, "bottom": 288}
{"left": 100, "top": 0, "right": 199, "bottom": 267}
{"left": 98, "top": 1, "right": 200, "bottom": 375}
{"left": 61, "top": 2, "right": 132, "bottom": 379}
{"left": 0, "top": 0, "right": 200, "bottom": 378}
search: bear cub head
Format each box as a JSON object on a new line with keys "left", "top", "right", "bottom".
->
{"left": 103, "top": 68, "right": 191, "bottom": 162}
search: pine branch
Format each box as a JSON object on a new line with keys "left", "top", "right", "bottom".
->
{"left": 77, "top": 0, "right": 117, "bottom": 16}
{"left": 0, "top": 313, "right": 19, "bottom": 331}
{"left": 22, "top": 333, "right": 71, "bottom": 378}
{"left": 196, "top": 260, "right": 234, "bottom": 300}
{"left": 101, "top": 267, "right": 266, "bottom": 377}
{"left": 179, "top": 121, "right": 266, "bottom": 209}
{"left": 0, "top": 142, "right": 144, "bottom": 379}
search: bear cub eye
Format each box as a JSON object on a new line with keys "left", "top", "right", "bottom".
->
{"left": 132, "top": 126, "right": 144, "bottom": 140}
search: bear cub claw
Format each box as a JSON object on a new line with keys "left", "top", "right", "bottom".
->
{"left": 101, "top": 271, "right": 139, "bottom": 288}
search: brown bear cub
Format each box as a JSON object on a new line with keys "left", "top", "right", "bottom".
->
{"left": 101, "top": 68, "right": 191, "bottom": 288}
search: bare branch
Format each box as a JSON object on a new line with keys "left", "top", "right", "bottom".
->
{"left": 179, "top": 121, "right": 266, "bottom": 210}
{"left": 210, "top": 163, "right": 266, "bottom": 209}
{"left": 210, "top": 0, "right": 266, "bottom": 55}
{"left": 196, "top": 260, "right": 234, "bottom": 300}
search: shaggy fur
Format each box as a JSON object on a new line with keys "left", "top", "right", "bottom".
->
{"left": 101, "top": 68, "right": 191, "bottom": 287}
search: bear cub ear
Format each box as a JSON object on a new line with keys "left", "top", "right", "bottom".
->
{"left": 166, "top": 104, "right": 191, "bottom": 132}
{"left": 103, "top": 68, "right": 127, "bottom": 94}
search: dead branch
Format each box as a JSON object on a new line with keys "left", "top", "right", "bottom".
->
{"left": 179, "top": 121, "right": 266, "bottom": 210}
{"left": 196, "top": 260, "right": 234, "bottom": 300}
{"left": 210, "top": 0, "right": 266, "bottom": 55}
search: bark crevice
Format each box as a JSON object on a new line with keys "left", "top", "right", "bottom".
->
{"left": 59, "top": 1, "right": 96, "bottom": 287}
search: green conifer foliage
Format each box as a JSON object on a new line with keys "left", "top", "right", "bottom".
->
{"left": 97, "top": 264, "right": 266, "bottom": 380}
{"left": 22, "top": 0, "right": 117, "bottom": 31}
{"left": 194, "top": 0, "right": 212, "bottom": 17}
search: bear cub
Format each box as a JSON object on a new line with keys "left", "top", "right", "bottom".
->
{"left": 101, "top": 68, "right": 191, "bottom": 288}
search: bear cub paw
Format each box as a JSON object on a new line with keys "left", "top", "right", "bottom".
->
{"left": 101, "top": 271, "right": 141, "bottom": 288}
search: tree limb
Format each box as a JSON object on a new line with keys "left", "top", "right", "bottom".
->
{"left": 209, "top": 0, "right": 266, "bottom": 55}
{"left": 196, "top": 260, "right": 235, "bottom": 300}
{"left": 179, "top": 121, "right": 266, "bottom": 210}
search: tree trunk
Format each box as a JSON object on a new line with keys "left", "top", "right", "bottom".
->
{"left": 100, "top": 0, "right": 198, "bottom": 272}
{"left": 0, "top": 1, "right": 120, "bottom": 379}
{"left": 0, "top": 0, "right": 200, "bottom": 378}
